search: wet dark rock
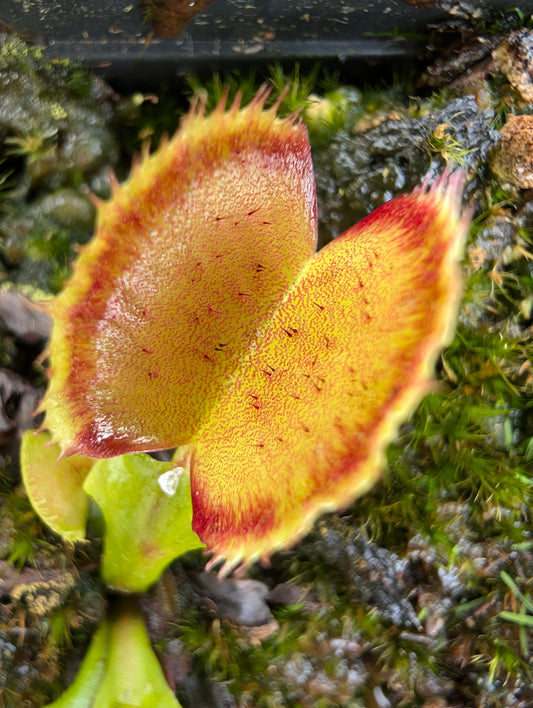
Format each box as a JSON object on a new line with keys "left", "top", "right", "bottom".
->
{"left": 493, "top": 29, "right": 533, "bottom": 104}
{"left": 0, "top": 187, "right": 97, "bottom": 291}
{"left": 32, "top": 188, "right": 96, "bottom": 234}
{"left": 0, "top": 368, "right": 40, "bottom": 438}
{"left": 195, "top": 571, "right": 275, "bottom": 628}
{"left": 0, "top": 290, "right": 51, "bottom": 344}
{"left": 182, "top": 675, "right": 238, "bottom": 708}
{"left": 313, "top": 96, "right": 498, "bottom": 243}
{"left": 469, "top": 216, "right": 517, "bottom": 269}
{"left": 422, "top": 21, "right": 499, "bottom": 89}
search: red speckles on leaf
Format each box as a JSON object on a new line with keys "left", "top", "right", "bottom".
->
{"left": 190, "top": 173, "right": 469, "bottom": 571}
{"left": 43, "top": 90, "right": 316, "bottom": 457}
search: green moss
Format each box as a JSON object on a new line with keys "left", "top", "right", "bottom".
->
{"left": 427, "top": 123, "right": 475, "bottom": 165}
{"left": 0, "top": 38, "right": 120, "bottom": 294}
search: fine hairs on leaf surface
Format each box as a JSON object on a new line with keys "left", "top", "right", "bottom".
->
{"left": 39, "top": 87, "right": 470, "bottom": 573}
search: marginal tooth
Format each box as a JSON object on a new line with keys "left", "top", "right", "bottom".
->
{"left": 107, "top": 168, "right": 120, "bottom": 194}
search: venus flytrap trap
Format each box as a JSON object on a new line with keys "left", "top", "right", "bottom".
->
{"left": 20, "top": 87, "right": 469, "bottom": 706}
{"left": 21, "top": 430, "right": 93, "bottom": 543}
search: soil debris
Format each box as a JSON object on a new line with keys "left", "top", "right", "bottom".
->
{"left": 491, "top": 114, "right": 533, "bottom": 188}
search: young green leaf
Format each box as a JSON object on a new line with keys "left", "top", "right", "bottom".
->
{"left": 20, "top": 430, "right": 92, "bottom": 543}
{"left": 83, "top": 451, "right": 203, "bottom": 592}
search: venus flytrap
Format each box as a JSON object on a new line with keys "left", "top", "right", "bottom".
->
{"left": 20, "top": 87, "right": 469, "bottom": 705}
{"left": 21, "top": 430, "right": 93, "bottom": 543}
